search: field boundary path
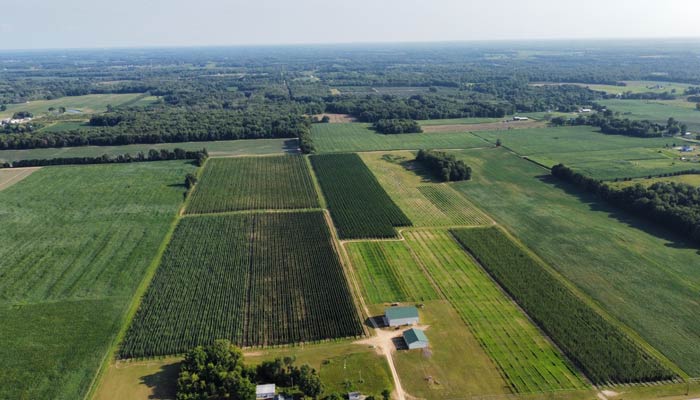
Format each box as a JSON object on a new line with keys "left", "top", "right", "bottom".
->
{"left": 0, "top": 167, "right": 41, "bottom": 191}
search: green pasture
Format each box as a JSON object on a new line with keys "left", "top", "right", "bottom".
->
{"left": 600, "top": 99, "right": 700, "bottom": 130}
{"left": 451, "top": 148, "right": 700, "bottom": 376}
{"left": 0, "top": 93, "right": 147, "bottom": 118}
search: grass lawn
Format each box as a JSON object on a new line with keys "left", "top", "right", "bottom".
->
{"left": 0, "top": 138, "right": 298, "bottom": 163}
{"left": 0, "top": 161, "right": 193, "bottom": 399}
{"left": 0, "top": 93, "right": 146, "bottom": 118}
{"left": 96, "top": 341, "right": 393, "bottom": 400}
{"left": 311, "top": 123, "right": 488, "bottom": 153}
{"left": 451, "top": 148, "right": 700, "bottom": 376}
{"left": 392, "top": 300, "right": 513, "bottom": 399}
{"left": 360, "top": 152, "right": 492, "bottom": 227}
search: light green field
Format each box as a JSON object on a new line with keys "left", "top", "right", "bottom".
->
{"left": 311, "top": 123, "right": 488, "bottom": 153}
{"left": 610, "top": 174, "right": 700, "bottom": 188}
{"left": 0, "top": 93, "right": 146, "bottom": 118}
{"left": 0, "top": 138, "right": 298, "bottom": 163}
{"left": 392, "top": 300, "right": 514, "bottom": 399}
{"left": 360, "top": 152, "right": 492, "bottom": 226}
{"left": 419, "top": 117, "right": 507, "bottom": 126}
{"left": 403, "top": 230, "right": 587, "bottom": 393}
{"left": 96, "top": 341, "right": 393, "bottom": 400}
{"left": 0, "top": 161, "right": 194, "bottom": 400}
{"left": 600, "top": 99, "right": 700, "bottom": 130}
{"left": 345, "top": 240, "right": 439, "bottom": 304}
{"left": 451, "top": 148, "right": 700, "bottom": 376}
{"left": 476, "top": 126, "right": 693, "bottom": 179}
{"left": 569, "top": 81, "right": 693, "bottom": 95}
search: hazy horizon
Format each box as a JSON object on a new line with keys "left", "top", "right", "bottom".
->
{"left": 1, "top": 0, "right": 699, "bottom": 51}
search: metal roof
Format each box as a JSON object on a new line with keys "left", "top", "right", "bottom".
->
{"left": 403, "top": 328, "right": 428, "bottom": 344}
{"left": 256, "top": 384, "right": 276, "bottom": 395}
{"left": 385, "top": 306, "right": 418, "bottom": 320}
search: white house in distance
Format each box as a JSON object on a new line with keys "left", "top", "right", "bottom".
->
{"left": 256, "top": 384, "right": 276, "bottom": 400}
{"left": 384, "top": 306, "right": 419, "bottom": 327}
{"left": 403, "top": 328, "right": 429, "bottom": 350}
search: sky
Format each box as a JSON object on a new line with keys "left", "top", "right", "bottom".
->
{"left": 1, "top": 0, "right": 699, "bottom": 50}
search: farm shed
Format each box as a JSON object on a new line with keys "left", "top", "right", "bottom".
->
{"left": 256, "top": 384, "right": 276, "bottom": 400}
{"left": 384, "top": 306, "right": 419, "bottom": 326}
{"left": 403, "top": 328, "right": 429, "bottom": 349}
{"left": 513, "top": 116, "right": 529, "bottom": 121}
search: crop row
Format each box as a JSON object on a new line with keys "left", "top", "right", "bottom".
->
{"left": 451, "top": 227, "right": 676, "bottom": 384}
{"left": 403, "top": 230, "right": 586, "bottom": 393}
{"left": 120, "top": 211, "right": 363, "bottom": 358}
{"left": 185, "top": 155, "right": 319, "bottom": 214}
{"left": 310, "top": 153, "right": 411, "bottom": 239}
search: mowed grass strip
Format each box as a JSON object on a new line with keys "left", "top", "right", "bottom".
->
{"left": 345, "top": 241, "right": 438, "bottom": 304}
{"left": 311, "top": 123, "right": 487, "bottom": 153}
{"left": 120, "top": 211, "right": 363, "bottom": 358}
{"left": 452, "top": 227, "right": 676, "bottom": 384}
{"left": 0, "top": 161, "right": 193, "bottom": 400}
{"left": 360, "top": 152, "right": 491, "bottom": 227}
{"left": 185, "top": 155, "right": 319, "bottom": 214}
{"left": 311, "top": 153, "right": 411, "bottom": 239}
{"left": 403, "top": 230, "right": 587, "bottom": 394}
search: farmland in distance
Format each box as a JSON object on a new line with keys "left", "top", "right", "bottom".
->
{"left": 120, "top": 211, "right": 363, "bottom": 358}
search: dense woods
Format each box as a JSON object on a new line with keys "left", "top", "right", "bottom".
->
{"left": 551, "top": 112, "right": 687, "bottom": 138}
{"left": 552, "top": 164, "right": 700, "bottom": 244}
{"left": 372, "top": 118, "right": 422, "bottom": 134}
{"left": 415, "top": 149, "right": 472, "bottom": 182}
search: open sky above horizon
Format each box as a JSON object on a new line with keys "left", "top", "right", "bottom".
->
{"left": 1, "top": 0, "right": 699, "bottom": 50}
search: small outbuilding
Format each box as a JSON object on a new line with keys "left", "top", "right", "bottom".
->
{"left": 403, "top": 328, "right": 429, "bottom": 350}
{"left": 512, "top": 116, "right": 529, "bottom": 121}
{"left": 384, "top": 306, "right": 419, "bottom": 327}
{"left": 348, "top": 392, "right": 362, "bottom": 400}
{"left": 256, "top": 384, "right": 276, "bottom": 400}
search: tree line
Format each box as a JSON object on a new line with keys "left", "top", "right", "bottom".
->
{"left": 1, "top": 148, "right": 207, "bottom": 168}
{"left": 551, "top": 112, "right": 687, "bottom": 138}
{"left": 177, "top": 340, "right": 321, "bottom": 400}
{"left": 415, "top": 149, "right": 471, "bottom": 182}
{"left": 551, "top": 164, "right": 700, "bottom": 244}
{"left": 372, "top": 118, "right": 422, "bottom": 134}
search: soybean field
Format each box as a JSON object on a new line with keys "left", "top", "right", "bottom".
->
{"left": 186, "top": 155, "right": 319, "bottom": 214}
{"left": 311, "top": 153, "right": 411, "bottom": 239}
{"left": 120, "top": 211, "right": 363, "bottom": 358}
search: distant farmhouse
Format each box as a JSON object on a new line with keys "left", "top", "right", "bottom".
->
{"left": 681, "top": 145, "right": 695, "bottom": 152}
{"left": 403, "top": 328, "right": 429, "bottom": 350}
{"left": 384, "top": 306, "right": 419, "bottom": 327}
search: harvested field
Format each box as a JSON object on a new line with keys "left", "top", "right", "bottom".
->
{"left": 314, "top": 113, "right": 356, "bottom": 123}
{"left": 0, "top": 167, "right": 40, "bottom": 191}
{"left": 422, "top": 119, "right": 545, "bottom": 133}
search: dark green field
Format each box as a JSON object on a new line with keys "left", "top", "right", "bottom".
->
{"left": 120, "top": 211, "right": 363, "bottom": 358}
{"left": 311, "top": 153, "right": 411, "bottom": 239}
{"left": 0, "top": 161, "right": 193, "bottom": 399}
{"left": 186, "top": 155, "right": 319, "bottom": 214}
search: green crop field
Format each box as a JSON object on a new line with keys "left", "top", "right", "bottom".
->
{"left": 120, "top": 211, "right": 363, "bottom": 358}
{"left": 311, "top": 123, "right": 487, "bottom": 153}
{"left": 544, "top": 81, "right": 694, "bottom": 95}
{"left": 418, "top": 117, "right": 507, "bottom": 126}
{"left": 0, "top": 93, "right": 147, "bottom": 118}
{"left": 345, "top": 241, "right": 438, "bottom": 304}
{"left": 476, "top": 126, "right": 694, "bottom": 179}
{"left": 311, "top": 153, "right": 411, "bottom": 239}
{"left": 360, "top": 152, "right": 491, "bottom": 227}
{"left": 610, "top": 174, "right": 700, "bottom": 188}
{"left": 402, "top": 229, "right": 586, "bottom": 393}
{"left": 600, "top": 99, "right": 700, "bottom": 130}
{"left": 186, "top": 155, "right": 318, "bottom": 214}
{"left": 452, "top": 227, "right": 674, "bottom": 384}
{"left": 0, "top": 138, "right": 298, "bottom": 163}
{"left": 451, "top": 148, "right": 700, "bottom": 376}
{"left": 0, "top": 161, "right": 193, "bottom": 400}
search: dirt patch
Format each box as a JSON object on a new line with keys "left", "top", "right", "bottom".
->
{"left": 0, "top": 167, "right": 40, "bottom": 191}
{"left": 314, "top": 113, "right": 357, "bottom": 123}
{"left": 422, "top": 120, "right": 546, "bottom": 133}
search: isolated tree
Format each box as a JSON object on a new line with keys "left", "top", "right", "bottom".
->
{"left": 321, "top": 115, "right": 331, "bottom": 123}
{"left": 58, "top": 106, "right": 66, "bottom": 114}
{"left": 185, "top": 173, "right": 197, "bottom": 189}
{"left": 382, "top": 389, "right": 391, "bottom": 400}
{"left": 496, "top": 138, "right": 502, "bottom": 147}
